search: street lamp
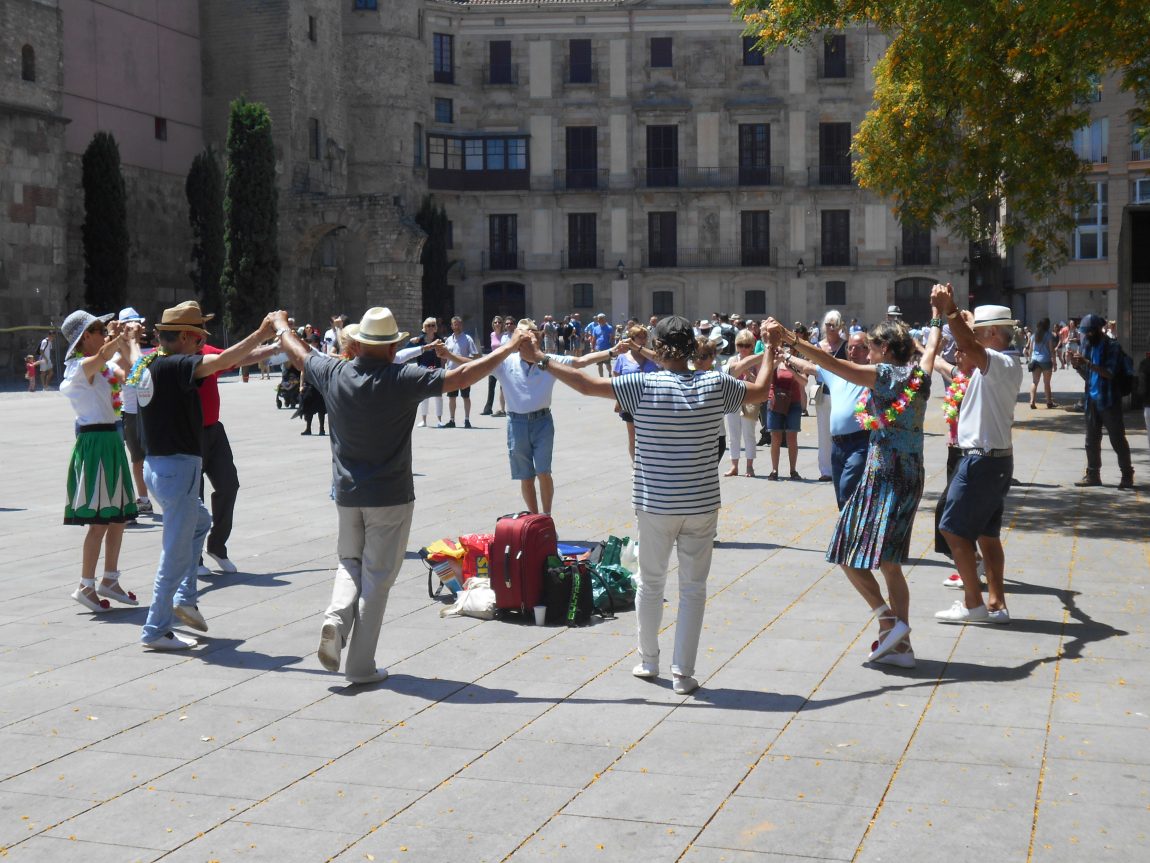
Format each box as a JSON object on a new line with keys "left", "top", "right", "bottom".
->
{"left": 617, "top": 259, "right": 626, "bottom": 280}
{"left": 796, "top": 258, "right": 805, "bottom": 278}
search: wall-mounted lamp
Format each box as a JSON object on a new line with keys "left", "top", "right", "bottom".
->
{"left": 796, "top": 257, "right": 806, "bottom": 278}
{"left": 450, "top": 258, "right": 466, "bottom": 281}
{"left": 959, "top": 256, "right": 969, "bottom": 277}
{"left": 617, "top": 259, "right": 626, "bottom": 280}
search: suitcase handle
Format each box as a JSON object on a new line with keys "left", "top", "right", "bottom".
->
{"left": 503, "top": 544, "right": 512, "bottom": 589}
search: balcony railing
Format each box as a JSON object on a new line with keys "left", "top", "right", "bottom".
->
{"left": 1132, "top": 149, "right": 1150, "bottom": 162}
{"left": 433, "top": 68, "right": 454, "bottom": 85}
{"left": 817, "top": 57, "right": 855, "bottom": 80}
{"left": 565, "top": 63, "right": 597, "bottom": 85}
{"left": 638, "top": 165, "right": 783, "bottom": 189}
{"left": 482, "top": 249, "right": 524, "bottom": 272}
{"left": 561, "top": 248, "right": 603, "bottom": 270}
{"left": 642, "top": 246, "right": 775, "bottom": 269}
{"left": 483, "top": 64, "right": 519, "bottom": 86}
{"left": 896, "top": 245, "right": 940, "bottom": 267}
{"left": 818, "top": 246, "right": 858, "bottom": 268}
{"left": 809, "top": 164, "right": 855, "bottom": 186}
{"left": 428, "top": 168, "right": 530, "bottom": 192}
{"left": 554, "top": 168, "right": 609, "bottom": 191}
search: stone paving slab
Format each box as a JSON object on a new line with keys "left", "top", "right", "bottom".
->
{"left": 1, "top": 368, "right": 1148, "bottom": 861}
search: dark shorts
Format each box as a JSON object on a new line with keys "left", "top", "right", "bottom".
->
{"left": 766, "top": 404, "right": 802, "bottom": 432}
{"left": 939, "top": 454, "right": 1013, "bottom": 541}
{"left": 1029, "top": 359, "right": 1053, "bottom": 372}
{"left": 830, "top": 431, "right": 869, "bottom": 510}
{"left": 619, "top": 411, "right": 634, "bottom": 423}
{"left": 447, "top": 386, "right": 472, "bottom": 398}
{"left": 122, "top": 411, "right": 145, "bottom": 462}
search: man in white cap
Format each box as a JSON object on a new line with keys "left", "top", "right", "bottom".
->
{"left": 271, "top": 307, "right": 523, "bottom": 685}
{"left": 134, "top": 302, "right": 277, "bottom": 650}
{"left": 115, "top": 307, "right": 152, "bottom": 516}
{"left": 931, "top": 286, "right": 1023, "bottom": 626}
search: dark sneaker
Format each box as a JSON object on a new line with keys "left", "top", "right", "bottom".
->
{"left": 1119, "top": 474, "right": 1135, "bottom": 490}
{"left": 1074, "top": 473, "right": 1102, "bottom": 487}
{"left": 464, "top": 420, "right": 473, "bottom": 429}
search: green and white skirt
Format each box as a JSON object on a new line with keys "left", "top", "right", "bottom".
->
{"left": 64, "top": 425, "right": 138, "bottom": 525}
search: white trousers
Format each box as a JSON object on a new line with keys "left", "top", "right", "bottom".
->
{"left": 724, "top": 413, "right": 757, "bottom": 460}
{"left": 419, "top": 395, "right": 442, "bottom": 418}
{"left": 816, "top": 392, "right": 833, "bottom": 477}
{"left": 635, "top": 509, "right": 718, "bottom": 678}
{"left": 325, "top": 502, "right": 414, "bottom": 680}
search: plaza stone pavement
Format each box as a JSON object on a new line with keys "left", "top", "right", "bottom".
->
{"left": 0, "top": 366, "right": 1147, "bottom": 863}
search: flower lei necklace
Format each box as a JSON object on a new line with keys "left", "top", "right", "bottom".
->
{"left": 854, "top": 367, "right": 925, "bottom": 430}
{"left": 942, "top": 372, "right": 969, "bottom": 434}
{"left": 72, "top": 351, "right": 123, "bottom": 416}
{"left": 125, "top": 348, "right": 169, "bottom": 387}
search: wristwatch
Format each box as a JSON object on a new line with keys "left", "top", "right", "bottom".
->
{"left": 537, "top": 354, "right": 551, "bottom": 370}
{"left": 275, "top": 326, "right": 292, "bottom": 338}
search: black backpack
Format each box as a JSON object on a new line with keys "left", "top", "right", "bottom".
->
{"left": 1110, "top": 342, "right": 1135, "bottom": 398}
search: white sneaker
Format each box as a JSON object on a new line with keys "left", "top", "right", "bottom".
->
{"left": 196, "top": 564, "right": 211, "bottom": 577}
{"left": 986, "top": 607, "right": 1011, "bottom": 624}
{"left": 144, "top": 631, "right": 196, "bottom": 651}
{"left": 317, "top": 622, "right": 341, "bottom": 672}
{"left": 672, "top": 674, "right": 699, "bottom": 695}
{"left": 632, "top": 661, "right": 658, "bottom": 679}
{"left": 942, "top": 573, "right": 964, "bottom": 589}
{"left": 206, "top": 552, "right": 238, "bottom": 574}
{"left": 934, "top": 601, "right": 989, "bottom": 623}
{"left": 417, "top": 420, "right": 426, "bottom": 428}
{"left": 174, "top": 605, "right": 208, "bottom": 632}
{"left": 346, "top": 668, "right": 388, "bottom": 685}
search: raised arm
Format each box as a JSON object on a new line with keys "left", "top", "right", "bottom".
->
{"left": 932, "top": 282, "right": 989, "bottom": 373}
{"left": 765, "top": 318, "right": 879, "bottom": 390}
{"left": 522, "top": 334, "right": 615, "bottom": 398}
{"left": 196, "top": 315, "right": 278, "bottom": 379}
{"left": 270, "top": 311, "right": 311, "bottom": 370}
{"left": 919, "top": 295, "right": 944, "bottom": 376}
{"left": 441, "top": 330, "right": 523, "bottom": 391}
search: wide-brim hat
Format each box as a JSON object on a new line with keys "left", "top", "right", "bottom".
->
{"left": 155, "top": 300, "right": 214, "bottom": 336}
{"left": 348, "top": 307, "right": 409, "bottom": 345}
{"left": 886, "top": 305, "right": 903, "bottom": 317}
{"left": 971, "top": 304, "right": 1019, "bottom": 329}
{"left": 342, "top": 323, "right": 360, "bottom": 342}
{"left": 117, "top": 306, "right": 145, "bottom": 323}
{"left": 61, "top": 309, "right": 114, "bottom": 357}
{"left": 707, "top": 329, "right": 728, "bottom": 351}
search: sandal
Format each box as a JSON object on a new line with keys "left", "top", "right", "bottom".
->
{"left": 746, "top": 466, "right": 756, "bottom": 477}
{"left": 96, "top": 571, "right": 138, "bottom": 606}
{"left": 72, "top": 578, "right": 111, "bottom": 613}
{"left": 767, "top": 471, "right": 779, "bottom": 481}
{"left": 871, "top": 639, "right": 916, "bottom": 668}
{"left": 867, "top": 604, "right": 910, "bottom": 661}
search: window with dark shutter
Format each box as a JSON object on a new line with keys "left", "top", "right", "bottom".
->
{"left": 818, "top": 122, "right": 852, "bottom": 185}
{"left": 738, "top": 124, "right": 771, "bottom": 185}
{"left": 565, "top": 127, "right": 598, "bottom": 189}
{"left": 648, "top": 212, "right": 677, "bottom": 267}
{"left": 489, "top": 40, "right": 512, "bottom": 84}
{"left": 821, "top": 211, "right": 851, "bottom": 266}
{"left": 650, "top": 37, "right": 672, "bottom": 68}
{"left": 569, "top": 39, "right": 593, "bottom": 83}
{"left": 434, "top": 33, "right": 454, "bottom": 84}
{"left": 646, "top": 126, "right": 678, "bottom": 187}
{"left": 567, "top": 214, "right": 598, "bottom": 269}
{"left": 742, "top": 36, "right": 764, "bottom": 66}
{"left": 740, "top": 211, "right": 770, "bottom": 266}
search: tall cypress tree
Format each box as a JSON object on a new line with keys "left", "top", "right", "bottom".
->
{"left": 220, "top": 97, "right": 280, "bottom": 338}
{"left": 186, "top": 146, "right": 225, "bottom": 321}
{"left": 416, "top": 196, "right": 451, "bottom": 320}
{"left": 81, "top": 132, "right": 129, "bottom": 311}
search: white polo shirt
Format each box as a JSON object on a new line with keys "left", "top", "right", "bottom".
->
{"left": 492, "top": 353, "right": 574, "bottom": 413}
{"left": 957, "top": 348, "right": 1023, "bottom": 451}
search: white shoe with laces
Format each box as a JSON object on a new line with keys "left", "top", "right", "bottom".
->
{"left": 206, "top": 552, "right": 237, "bottom": 574}
{"left": 935, "top": 600, "right": 989, "bottom": 623}
{"left": 672, "top": 674, "right": 699, "bottom": 695}
{"left": 632, "top": 661, "right": 658, "bottom": 679}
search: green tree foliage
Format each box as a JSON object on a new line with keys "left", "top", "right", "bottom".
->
{"left": 186, "top": 147, "right": 225, "bottom": 320}
{"left": 415, "top": 196, "right": 452, "bottom": 321}
{"left": 81, "top": 131, "right": 129, "bottom": 311}
{"left": 734, "top": 0, "right": 1150, "bottom": 273}
{"left": 220, "top": 97, "right": 280, "bottom": 338}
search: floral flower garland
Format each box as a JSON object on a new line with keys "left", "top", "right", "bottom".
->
{"left": 72, "top": 351, "right": 123, "bottom": 416}
{"left": 125, "top": 348, "right": 168, "bottom": 387}
{"left": 854, "top": 367, "right": 925, "bottom": 431}
{"left": 942, "top": 371, "right": 969, "bottom": 435}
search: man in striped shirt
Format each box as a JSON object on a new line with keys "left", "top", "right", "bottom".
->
{"left": 524, "top": 315, "right": 774, "bottom": 695}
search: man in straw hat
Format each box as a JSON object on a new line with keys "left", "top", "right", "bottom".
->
{"left": 487, "top": 319, "right": 617, "bottom": 516}
{"left": 930, "top": 285, "right": 1023, "bottom": 626}
{"left": 520, "top": 315, "right": 776, "bottom": 695}
{"left": 271, "top": 307, "right": 524, "bottom": 685}
{"left": 133, "top": 301, "right": 278, "bottom": 650}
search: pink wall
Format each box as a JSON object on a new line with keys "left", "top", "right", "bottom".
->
{"left": 61, "top": 0, "right": 202, "bottom": 174}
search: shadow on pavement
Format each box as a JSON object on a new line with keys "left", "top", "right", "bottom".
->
{"left": 1011, "top": 486, "right": 1149, "bottom": 539}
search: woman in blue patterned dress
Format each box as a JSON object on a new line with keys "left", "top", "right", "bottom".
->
{"left": 766, "top": 313, "right": 940, "bottom": 668}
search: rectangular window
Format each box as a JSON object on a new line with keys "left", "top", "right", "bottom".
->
{"left": 446, "top": 137, "right": 462, "bottom": 170}
{"left": 507, "top": 138, "right": 527, "bottom": 170}
{"left": 1073, "top": 181, "right": 1108, "bottom": 260}
{"left": 429, "top": 135, "right": 445, "bottom": 169}
{"left": 648, "top": 211, "right": 677, "bottom": 267}
{"left": 1072, "top": 119, "right": 1109, "bottom": 163}
{"left": 818, "top": 122, "right": 852, "bottom": 184}
{"left": 1132, "top": 130, "right": 1150, "bottom": 162}
{"left": 740, "top": 211, "right": 770, "bottom": 266}
{"left": 308, "top": 117, "right": 321, "bottom": 159}
{"left": 489, "top": 214, "right": 518, "bottom": 269}
{"left": 650, "top": 37, "right": 672, "bottom": 68}
{"left": 489, "top": 40, "right": 513, "bottom": 84}
{"left": 486, "top": 138, "right": 505, "bottom": 171}
{"left": 154, "top": 116, "right": 168, "bottom": 141}
{"left": 465, "top": 139, "right": 484, "bottom": 171}
{"left": 900, "top": 222, "right": 932, "bottom": 266}
{"left": 821, "top": 210, "right": 851, "bottom": 266}
{"left": 744, "top": 289, "right": 766, "bottom": 314}
{"left": 446, "top": 220, "right": 454, "bottom": 250}
{"left": 573, "top": 283, "right": 594, "bottom": 309}
{"left": 1134, "top": 177, "right": 1150, "bottom": 204}
{"left": 742, "top": 35, "right": 764, "bottom": 66}
{"left": 646, "top": 125, "right": 678, "bottom": 187}
{"left": 825, "top": 280, "right": 847, "bottom": 306}
{"left": 823, "top": 34, "right": 847, "bottom": 78}
{"left": 738, "top": 123, "right": 771, "bottom": 184}
{"left": 413, "top": 122, "right": 423, "bottom": 167}
{"left": 565, "top": 126, "right": 598, "bottom": 188}
{"left": 353, "top": 0, "right": 377, "bottom": 9}
{"left": 569, "top": 39, "right": 593, "bottom": 83}
{"left": 652, "top": 290, "right": 674, "bottom": 315}
{"left": 567, "top": 213, "right": 597, "bottom": 268}
{"left": 433, "top": 33, "right": 454, "bottom": 84}
{"left": 434, "top": 98, "right": 453, "bottom": 124}
{"left": 308, "top": 15, "right": 317, "bottom": 42}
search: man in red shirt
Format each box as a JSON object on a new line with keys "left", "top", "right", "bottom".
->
{"left": 197, "top": 340, "right": 280, "bottom": 574}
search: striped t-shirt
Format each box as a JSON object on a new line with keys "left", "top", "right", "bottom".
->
{"left": 612, "top": 370, "right": 746, "bottom": 515}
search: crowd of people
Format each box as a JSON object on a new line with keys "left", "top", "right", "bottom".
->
{"left": 51, "top": 286, "right": 1142, "bottom": 693}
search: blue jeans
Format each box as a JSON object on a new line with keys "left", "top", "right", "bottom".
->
{"left": 831, "top": 432, "right": 869, "bottom": 510}
{"left": 141, "top": 454, "right": 211, "bottom": 643}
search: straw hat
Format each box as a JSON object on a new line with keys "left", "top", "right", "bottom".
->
{"left": 155, "top": 300, "right": 214, "bottom": 336}
{"left": 347, "top": 307, "right": 409, "bottom": 345}
{"left": 971, "top": 305, "right": 1018, "bottom": 329}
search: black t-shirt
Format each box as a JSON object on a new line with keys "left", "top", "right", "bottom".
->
{"left": 141, "top": 354, "right": 204, "bottom": 457}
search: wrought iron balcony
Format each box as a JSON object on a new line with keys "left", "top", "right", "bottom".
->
{"left": 809, "top": 164, "right": 855, "bottom": 186}
{"left": 896, "top": 245, "right": 940, "bottom": 267}
{"left": 637, "top": 165, "right": 783, "bottom": 189}
{"left": 553, "top": 168, "right": 609, "bottom": 191}
{"left": 642, "top": 246, "right": 775, "bottom": 269}
{"left": 818, "top": 246, "right": 858, "bottom": 268}
{"left": 482, "top": 249, "right": 524, "bottom": 272}
{"left": 483, "top": 64, "right": 519, "bottom": 86}
{"left": 561, "top": 248, "right": 604, "bottom": 270}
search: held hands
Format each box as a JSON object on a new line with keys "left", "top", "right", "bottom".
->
{"left": 506, "top": 327, "right": 526, "bottom": 350}
{"left": 267, "top": 310, "right": 290, "bottom": 334}
{"left": 930, "top": 283, "right": 955, "bottom": 315}
{"left": 520, "top": 331, "right": 544, "bottom": 362}
{"left": 763, "top": 318, "right": 785, "bottom": 346}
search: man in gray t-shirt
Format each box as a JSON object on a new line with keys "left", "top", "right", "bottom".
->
{"left": 273, "top": 307, "right": 521, "bottom": 685}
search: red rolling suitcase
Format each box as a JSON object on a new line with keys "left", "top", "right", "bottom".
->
{"left": 491, "top": 512, "right": 558, "bottom": 613}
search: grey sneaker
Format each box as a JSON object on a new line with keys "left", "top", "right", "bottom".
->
{"left": 672, "top": 674, "right": 699, "bottom": 695}
{"left": 632, "top": 661, "right": 658, "bottom": 679}
{"left": 317, "top": 622, "right": 341, "bottom": 672}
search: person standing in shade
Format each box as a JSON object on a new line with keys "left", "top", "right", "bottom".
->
{"left": 931, "top": 286, "right": 1024, "bottom": 627}
{"left": 442, "top": 316, "right": 481, "bottom": 428}
{"left": 1070, "top": 314, "right": 1135, "bottom": 489}
{"left": 523, "top": 316, "right": 775, "bottom": 694}
{"left": 133, "top": 302, "right": 276, "bottom": 650}
{"left": 271, "top": 307, "right": 522, "bottom": 685}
